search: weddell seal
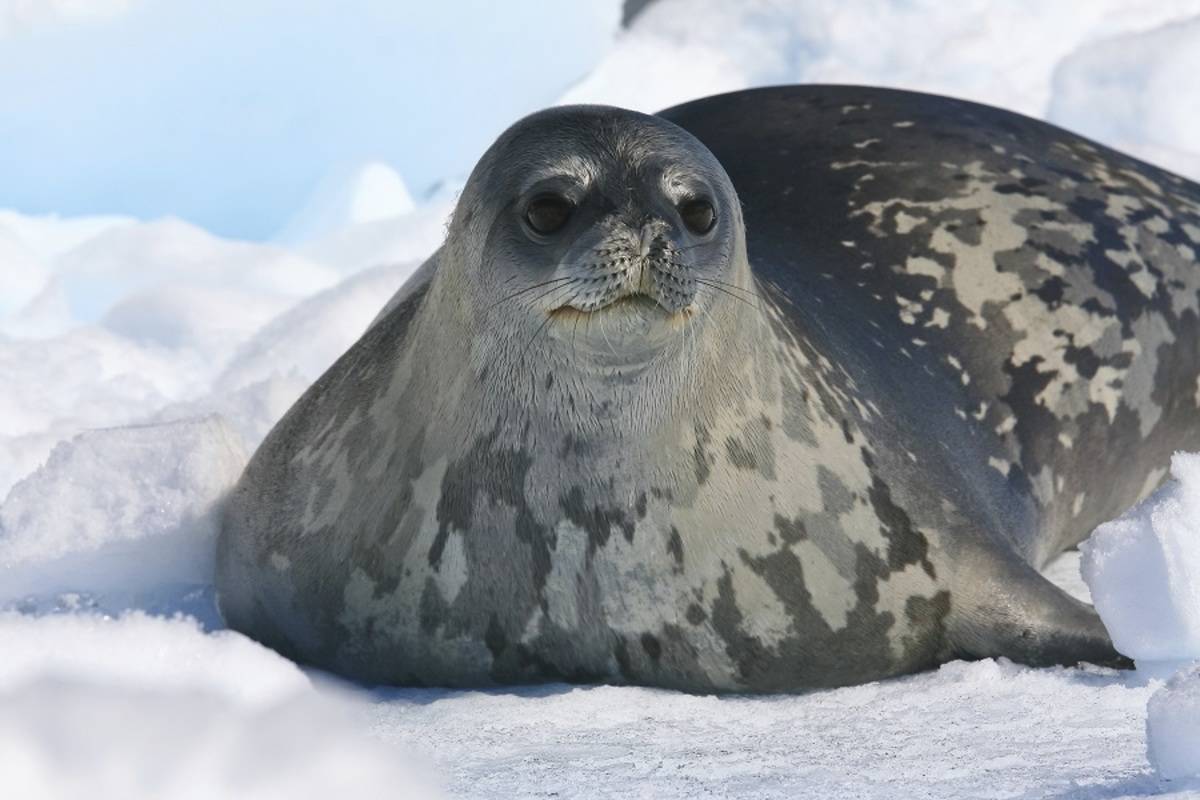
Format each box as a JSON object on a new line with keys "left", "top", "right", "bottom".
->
{"left": 216, "top": 85, "right": 1200, "bottom": 692}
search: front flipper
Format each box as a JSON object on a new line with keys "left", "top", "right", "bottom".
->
{"left": 948, "top": 545, "right": 1132, "bottom": 670}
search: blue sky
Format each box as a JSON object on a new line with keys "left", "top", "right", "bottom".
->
{"left": 0, "top": 0, "right": 619, "bottom": 240}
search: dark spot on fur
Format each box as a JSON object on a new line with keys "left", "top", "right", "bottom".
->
{"left": 693, "top": 422, "right": 714, "bottom": 485}
{"left": 640, "top": 633, "right": 663, "bottom": 661}
{"left": 773, "top": 513, "right": 808, "bottom": 544}
{"left": 725, "top": 436, "right": 758, "bottom": 469}
{"left": 560, "top": 486, "right": 636, "bottom": 554}
{"left": 668, "top": 526, "right": 684, "bottom": 566}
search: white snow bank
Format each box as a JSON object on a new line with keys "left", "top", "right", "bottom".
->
{"left": 53, "top": 218, "right": 339, "bottom": 325}
{"left": 0, "top": 221, "right": 49, "bottom": 317}
{"left": 1148, "top": 664, "right": 1200, "bottom": 780}
{"left": 0, "top": 612, "right": 441, "bottom": 799}
{"left": 0, "top": 209, "right": 134, "bottom": 261}
{"left": 1050, "top": 16, "right": 1200, "bottom": 183}
{"left": 0, "top": 417, "right": 246, "bottom": 616}
{"left": 0, "top": 678, "right": 441, "bottom": 800}
{"left": 1081, "top": 453, "right": 1200, "bottom": 671}
{"left": 565, "top": 0, "right": 1200, "bottom": 182}
{"left": 101, "top": 284, "right": 293, "bottom": 358}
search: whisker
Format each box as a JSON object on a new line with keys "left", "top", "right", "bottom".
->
{"left": 521, "top": 278, "right": 582, "bottom": 310}
{"left": 694, "top": 279, "right": 765, "bottom": 314}
{"left": 485, "top": 276, "right": 577, "bottom": 314}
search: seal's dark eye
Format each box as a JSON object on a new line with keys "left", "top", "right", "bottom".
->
{"left": 679, "top": 199, "right": 716, "bottom": 234}
{"left": 524, "top": 194, "right": 574, "bottom": 235}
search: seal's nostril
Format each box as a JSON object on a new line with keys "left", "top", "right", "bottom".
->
{"left": 638, "top": 225, "right": 658, "bottom": 258}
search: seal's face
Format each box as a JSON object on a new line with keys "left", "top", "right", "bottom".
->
{"left": 460, "top": 105, "right": 747, "bottom": 369}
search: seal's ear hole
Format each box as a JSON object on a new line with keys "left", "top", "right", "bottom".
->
{"left": 524, "top": 194, "right": 574, "bottom": 236}
{"left": 679, "top": 198, "right": 716, "bottom": 235}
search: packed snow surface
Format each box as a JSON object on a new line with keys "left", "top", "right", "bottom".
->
{"left": 3, "top": 1, "right": 1200, "bottom": 798}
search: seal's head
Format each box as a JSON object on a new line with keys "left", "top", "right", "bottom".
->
{"left": 441, "top": 105, "right": 751, "bottom": 373}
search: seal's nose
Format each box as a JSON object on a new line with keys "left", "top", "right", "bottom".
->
{"left": 638, "top": 220, "right": 671, "bottom": 258}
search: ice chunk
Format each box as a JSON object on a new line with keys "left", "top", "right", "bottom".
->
{"left": 277, "top": 161, "right": 417, "bottom": 245}
{"left": 1081, "top": 453, "right": 1200, "bottom": 665}
{"left": 0, "top": 417, "right": 247, "bottom": 615}
{"left": 1147, "top": 664, "right": 1200, "bottom": 780}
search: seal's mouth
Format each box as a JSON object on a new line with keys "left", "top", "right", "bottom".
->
{"left": 549, "top": 292, "right": 693, "bottom": 322}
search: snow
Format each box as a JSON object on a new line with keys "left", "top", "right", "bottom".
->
{"left": 1050, "top": 17, "right": 1200, "bottom": 182}
{"left": 3, "top": 1, "right": 1200, "bottom": 797}
{"left": 1148, "top": 666, "right": 1200, "bottom": 781}
{"left": 372, "top": 658, "right": 1163, "bottom": 799}
{"left": 1081, "top": 453, "right": 1200, "bottom": 673}
{"left": 0, "top": 613, "right": 441, "bottom": 799}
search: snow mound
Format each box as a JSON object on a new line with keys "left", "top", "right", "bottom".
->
{"left": 1148, "top": 664, "right": 1200, "bottom": 780}
{"left": 0, "top": 612, "right": 305, "bottom": 704}
{"left": 0, "top": 610, "right": 440, "bottom": 798}
{"left": 297, "top": 194, "right": 454, "bottom": 275}
{"left": 53, "top": 218, "right": 339, "bottom": 324}
{"left": 150, "top": 375, "right": 313, "bottom": 456}
{"left": 0, "top": 222, "right": 49, "bottom": 318}
{"left": 0, "top": 209, "right": 134, "bottom": 261}
{"left": 1050, "top": 15, "right": 1200, "bottom": 183}
{"left": 278, "top": 161, "right": 416, "bottom": 245}
{"left": 0, "top": 417, "right": 247, "bottom": 616}
{"left": 0, "top": 678, "right": 441, "bottom": 800}
{"left": 101, "top": 284, "right": 293, "bottom": 357}
{"left": 1081, "top": 453, "right": 1200, "bottom": 671}
{"left": 0, "top": 326, "right": 211, "bottom": 496}
{"left": 217, "top": 260, "right": 421, "bottom": 395}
